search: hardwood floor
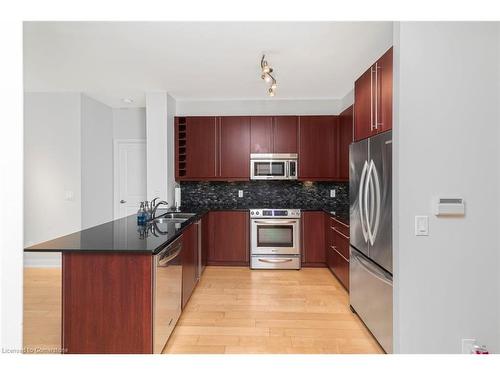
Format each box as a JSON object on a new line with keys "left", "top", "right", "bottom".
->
{"left": 23, "top": 267, "right": 62, "bottom": 353}
{"left": 23, "top": 266, "right": 383, "bottom": 354}
{"left": 164, "top": 266, "right": 383, "bottom": 354}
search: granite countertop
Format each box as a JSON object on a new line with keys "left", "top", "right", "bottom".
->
{"left": 24, "top": 208, "right": 207, "bottom": 255}
{"left": 24, "top": 206, "right": 349, "bottom": 255}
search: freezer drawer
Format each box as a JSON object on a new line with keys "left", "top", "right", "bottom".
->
{"left": 250, "top": 255, "right": 301, "bottom": 270}
{"left": 350, "top": 247, "right": 393, "bottom": 353}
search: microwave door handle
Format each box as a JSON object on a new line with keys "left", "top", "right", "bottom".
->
{"left": 285, "top": 161, "right": 289, "bottom": 179}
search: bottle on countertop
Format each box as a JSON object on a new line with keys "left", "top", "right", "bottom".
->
{"left": 144, "top": 201, "right": 151, "bottom": 222}
{"left": 137, "top": 202, "right": 146, "bottom": 225}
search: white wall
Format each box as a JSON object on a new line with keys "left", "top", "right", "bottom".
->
{"left": 24, "top": 92, "right": 82, "bottom": 267}
{"left": 176, "top": 98, "right": 341, "bottom": 116}
{"left": 393, "top": 22, "right": 500, "bottom": 353}
{"left": 166, "top": 95, "right": 177, "bottom": 205}
{"left": 81, "top": 94, "right": 114, "bottom": 229}
{"left": 113, "top": 108, "right": 146, "bottom": 140}
{"left": 339, "top": 89, "right": 354, "bottom": 113}
{"left": 145, "top": 92, "right": 169, "bottom": 202}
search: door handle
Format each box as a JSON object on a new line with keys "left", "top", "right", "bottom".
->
{"left": 358, "top": 161, "right": 369, "bottom": 243}
{"left": 353, "top": 251, "right": 392, "bottom": 286}
{"left": 253, "top": 220, "right": 298, "bottom": 225}
{"left": 364, "top": 160, "right": 375, "bottom": 245}
{"left": 370, "top": 160, "right": 381, "bottom": 245}
{"left": 258, "top": 258, "right": 293, "bottom": 263}
{"left": 120, "top": 199, "right": 126, "bottom": 204}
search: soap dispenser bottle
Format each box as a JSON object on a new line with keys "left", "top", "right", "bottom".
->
{"left": 137, "top": 202, "right": 145, "bottom": 225}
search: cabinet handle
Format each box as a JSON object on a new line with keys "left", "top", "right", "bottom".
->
{"left": 375, "top": 64, "right": 378, "bottom": 130}
{"left": 330, "top": 245, "right": 349, "bottom": 263}
{"left": 331, "top": 226, "right": 350, "bottom": 240}
{"left": 370, "top": 66, "right": 374, "bottom": 131}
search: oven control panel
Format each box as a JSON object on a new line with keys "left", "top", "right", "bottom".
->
{"left": 250, "top": 209, "right": 301, "bottom": 218}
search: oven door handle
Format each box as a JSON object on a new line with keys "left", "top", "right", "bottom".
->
{"left": 257, "top": 258, "right": 294, "bottom": 263}
{"left": 253, "top": 220, "right": 299, "bottom": 225}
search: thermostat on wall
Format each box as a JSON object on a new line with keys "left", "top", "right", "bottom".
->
{"left": 434, "top": 197, "right": 465, "bottom": 217}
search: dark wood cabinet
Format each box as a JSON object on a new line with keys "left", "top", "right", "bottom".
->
{"left": 250, "top": 116, "right": 298, "bottom": 154}
{"left": 207, "top": 211, "right": 249, "bottom": 265}
{"left": 326, "top": 215, "right": 350, "bottom": 290}
{"left": 250, "top": 116, "right": 273, "bottom": 153}
{"left": 185, "top": 116, "right": 217, "bottom": 179}
{"left": 182, "top": 222, "right": 198, "bottom": 308}
{"left": 377, "top": 47, "right": 393, "bottom": 134}
{"left": 273, "top": 116, "right": 298, "bottom": 153}
{"left": 298, "top": 116, "right": 338, "bottom": 180}
{"left": 354, "top": 47, "right": 393, "bottom": 142}
{"left": 337, "top": 106, "right": 353, "bottom": 181}
{"left": 219, "top": 117, "right": 250, "bottom": 179}
{"left": 301, "top": 211, "right": 326, "bottom": 266}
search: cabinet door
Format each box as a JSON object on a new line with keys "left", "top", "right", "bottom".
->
{"left": 273, "top": 116, "right": 298, "bottom": 153}
{"left": 185, "top": 117, "right": 217, "bottom": 179}
{"left": 250, "top": 116, "right": 272, "bottom": 153}
{"left": 354, "top": 67, "right": 373, "bottom": 142}
{"left": 298, "top": 116, "right": 336, "bottom": 180}
{"left": 376, "top": 47, "right": 393, "bottom": 134}
{"left": 209, "top": 211, "right": 249, "bottom": 265}
{"left": 219, "top": 117, "right": 250, "bottom": 179}
{"left": 182, "top": 223, "right": 198, "bottom": 309}
{"left": 338, "top": 106, "right": 353, "bottom": 181}
{"left": 301, "top": 211, "right": 326, "bottom": 265}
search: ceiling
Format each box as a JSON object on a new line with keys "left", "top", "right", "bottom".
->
{"left": 23, "top": 22, "right": 393, "bottom": 108}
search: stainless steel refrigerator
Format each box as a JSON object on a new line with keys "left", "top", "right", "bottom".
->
{"left": 349, "top": 130, "right": 393, "bottom": 353}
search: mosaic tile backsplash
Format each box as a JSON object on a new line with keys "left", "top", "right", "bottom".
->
{"left": 180, "top": 181, "right": 349, "bottom": 212}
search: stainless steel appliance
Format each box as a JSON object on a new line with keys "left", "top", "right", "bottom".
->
{"left": 349, "top": 130, "right": 393, "bottom": 353}
{"left": 250, "top": 209, "right": 301, "bottom": 269}
{"left": 250, "top": 153, "right": 298, "bottom": 180}
{"left": 153, "top": 236, "right": 183, "bottom": 354}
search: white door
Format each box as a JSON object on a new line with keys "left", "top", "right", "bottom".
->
{"left": 114, "top": 139, "right": 147, "bottom": 219}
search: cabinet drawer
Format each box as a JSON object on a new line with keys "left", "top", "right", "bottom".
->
{"left": 328, "top": 246, "right": 349, "bottom": 290}
{"left": 330, "top": 217, "right": 349, "bottom": 238}
{"left": 332, "top": 228, "right": 350, "bottom": 260}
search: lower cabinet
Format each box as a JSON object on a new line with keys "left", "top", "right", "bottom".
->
{"left": 207, "top": 211, "right": 250, "bottom": 265}
{"left": 301, "top": 211, "right": 326, "bottom": 266}
{"left": 182, "top": 221, "right": 198, "bottom": 309}
{"left": 326, "top": 215, "right": 350, "bottom": 290}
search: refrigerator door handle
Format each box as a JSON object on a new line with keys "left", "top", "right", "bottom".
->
{"left": 370, "top": 160, "right": 382, "bottom": 244}
{"left": 364, "top": 160, "right": 374, "bottom": 244}
{"left": 353, "top": 251, "right": 392, "bottom": 286}
{"left": 359, "top": 160, "right": 369, "bottom": 243}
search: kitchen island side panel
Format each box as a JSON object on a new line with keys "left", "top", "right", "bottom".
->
{"left": 62, "top": 252, "right": 153, "bottom": 354}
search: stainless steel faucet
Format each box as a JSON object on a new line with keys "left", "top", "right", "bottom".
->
{"left": 151, "top": 200, "right": 169, "bottom": 219}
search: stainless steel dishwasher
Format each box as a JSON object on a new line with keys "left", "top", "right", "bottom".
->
{"left": 153, "top": 235, "right": 183, "bottom": 354}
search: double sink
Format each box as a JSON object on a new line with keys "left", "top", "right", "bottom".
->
{"left": 151, "top": 212, "right": 196, "bottom": 224}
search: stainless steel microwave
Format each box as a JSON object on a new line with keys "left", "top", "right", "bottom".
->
{"left": 250, "top": 153, "right": 298, "bottom": 180}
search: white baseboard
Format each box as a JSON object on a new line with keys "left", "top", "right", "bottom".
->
{"left": 23, "top": 252, "right": 62, "bottom": 268}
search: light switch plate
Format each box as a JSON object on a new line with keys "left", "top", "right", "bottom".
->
{"left": 238, "top": 190, "right": 244, "bottom": 198}
{"left": 330, "top": 189, "right": 336, "bottom": 198}
{"left": 415, "top": 215, "right": 429, "bottom": 236}
{"left": 64, "top": 190, "right": 74, "bottom": 201}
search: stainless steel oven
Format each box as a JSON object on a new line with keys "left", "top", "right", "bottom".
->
{"left": 250, "top": 209, "right": 301, "bottom": 269}
{"left": 250, "top": 153, "right": 298, "bottom": 180}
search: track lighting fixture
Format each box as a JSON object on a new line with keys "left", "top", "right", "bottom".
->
{"left": 260, "top": 54, "right": 277, "bottom": 97}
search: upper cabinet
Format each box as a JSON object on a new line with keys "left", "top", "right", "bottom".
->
{"left": 184, "top": 116, "right": 217, "bottom": 179}
{"left": 219, "top": 116, "right": 250, "bottom": 179}
{"left": 354, "top": 47, "right": 393, "bottom": 141}
{"left": 337, "top": 106, "right": 353, "bottom": 181}
{"left": 250, "top": 116, "right": 298, "bottom": 154}
{"left": 298, "top": 115, "right": 338, "bottom": 180}
{"left": 175, "top": 116, "right": 250, "bottom": 181}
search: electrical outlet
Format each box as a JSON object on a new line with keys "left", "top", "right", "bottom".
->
{"left": 330, "top": 189, "right": 336, "bottom": 198}
{"left": 462, "top": 338, "right": 477, "bottom": 354}
{"left": 238, "top": 190, "right": 244, "bottom": 198}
